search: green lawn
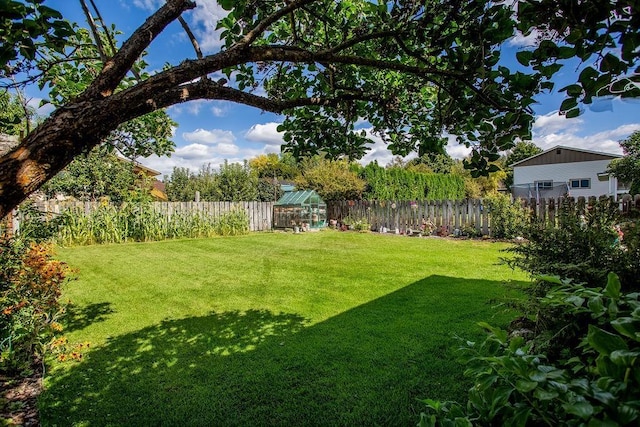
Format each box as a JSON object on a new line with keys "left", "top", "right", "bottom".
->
{"left": 40, "top": 231, "right": 528, "bottom": 426}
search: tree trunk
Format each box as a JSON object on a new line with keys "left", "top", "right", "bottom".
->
{"left": 0, "top": 99, "right": 124, "bottom": 218}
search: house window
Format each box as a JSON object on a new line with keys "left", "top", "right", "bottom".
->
{"left": 570, "top": 178, "right": 591, "bottom": 189}
{"left": 535, "top": 180, "right": 553, "bottom": 189}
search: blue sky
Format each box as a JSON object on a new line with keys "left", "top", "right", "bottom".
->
{"left": 29, "top": 0, "right": 640, "bottom": 176}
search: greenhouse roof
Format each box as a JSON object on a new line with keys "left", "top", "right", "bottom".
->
{"left": 275, "top": 190, "right": 325, "bottom": 206}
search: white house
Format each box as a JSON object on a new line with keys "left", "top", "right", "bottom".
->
{"left": 511, "top": 146, "right": 629, "bottom": 200}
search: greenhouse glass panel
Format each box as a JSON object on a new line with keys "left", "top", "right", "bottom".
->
{"left": 273, "top": 190, "right": 327, "bottom": 229}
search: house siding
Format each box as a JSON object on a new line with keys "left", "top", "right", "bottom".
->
{"left": 513, "top": 160, "right": 617, "bottom": 198}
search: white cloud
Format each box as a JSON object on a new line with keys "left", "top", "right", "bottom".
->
{"left": 168, "top": 99, "right": 230, "bottom": 117}
{"left": 358, "top": 130, "right": 395, "bottom": 165}
{"left": 216, "top": 142, "right": 240, "bottom": 156}
{"left": 445, "top": 143, "right": 473, "bottom": 160}
{"left": 187, "top": 0, "right": 229, "bottom": 52}
{"left": 187, "top": 100, "right": 207, "bottom": 115}
{"left": 210, "top": 101, "right": 229, "bottom": 117}
{"left": 175, "top": 143, "right": 211, "bottom": 160}
{"left": 139, "top": 143, "right": 267, "bottom": 177}
{"left": 183, "top": 128, "right": 236, "bottom": 145}
{"left": 27, "top": 97, "right": 55, "bottom": 117}
{"left": 532, "top": 113, "right": 638, "bottom": 154}
{"left": 508, "top": 29, "right": 540, "bottom": 48}
{"left": 357, "top": 128, "right": 420, "bottom": 166}
{"left": 132, "top": 0, "right": 163, "bottom": 12}
{"left": 245, "top": 122, "right": 285, "bottom": 146}
{"left": 533, "top": 111, "right": 584, "bottom": 136}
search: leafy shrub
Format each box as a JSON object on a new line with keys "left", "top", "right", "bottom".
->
{"left": 420, "top": 274, "right": 640, "bottom": 426}
{"left": 15, "top": 201, "right": 63, "bottom": 243}
{"left": 485, "top": 193, "right": 529, "bottom": 239}
{"left": 1, "top": 238, "right": 69, "bottom": 374}
{"left": 507, "top": 198, "right": 640, "bottom": 288}
{"left": 457, "top": 223, "right": 482, "bottom": 238}
{"left": 341, "top": 216, "right": 370, "bottom": 232}
{"left": 295, "top": 158, "right": 366, "bottom": 201}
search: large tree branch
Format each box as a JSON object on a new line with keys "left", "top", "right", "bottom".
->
{"left": 0, "top": 1, "right": 527, "bottom": 218}
{"left": 118, "top": 79, "right": 383, "bottom": 119}
{"left": 82, "top": 0, "right": 195, "bottom": 99}
{"left": 246, "top": 46, "right": 468, "bottom": 80}
{"left": 118, "top": 44, "right": 469, "bottom": 107}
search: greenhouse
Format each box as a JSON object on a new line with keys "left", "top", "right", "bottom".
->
{"left": 273, "top": 190, "right": 327, "bottom": 229}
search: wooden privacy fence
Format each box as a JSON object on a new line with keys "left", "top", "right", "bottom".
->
{"left": 35, "top": 201, "right": 275, "bottom": 232}
{"left": 13, "top": 194, "right": 640, "bottom": 238}
{"left": 327, "top": 199, "right": 490, "bottom": 235}
{"left": 518, "top": 194, "right": 640, "bottom": 226}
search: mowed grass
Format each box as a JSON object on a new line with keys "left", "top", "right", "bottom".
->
{"left": 40, "top": 231, "right": 528, "bottom": 426}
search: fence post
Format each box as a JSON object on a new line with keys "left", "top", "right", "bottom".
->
{"left": 481, "top": 200, "right": 489, "bottom": 236}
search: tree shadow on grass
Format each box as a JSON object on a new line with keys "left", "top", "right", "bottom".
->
{"left": 63, "top": 302, "right": 115, "bottom": 333}
{"left": 40, "top": 276, "right": 527, "bottom": 426}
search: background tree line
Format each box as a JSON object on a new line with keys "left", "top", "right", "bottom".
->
{"left": 161, "top": 145, "right": 546, "bottom": 203}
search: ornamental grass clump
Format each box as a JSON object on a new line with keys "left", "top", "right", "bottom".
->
{"left": 50, "top": 203, "right": 248, "bottom": 245}
{"left": 213, "top": 209, "right": 250, "bottom": 236}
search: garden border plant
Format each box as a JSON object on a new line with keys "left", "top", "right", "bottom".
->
{"left": 1, "top": 237, "right": 70, "bottom": 375}
{"left": 419, "top": 273, "right": 640, "bottom": 427}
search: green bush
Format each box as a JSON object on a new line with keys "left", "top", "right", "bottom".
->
{"left": 341, "top": 215, "right": 371, "bottom": 232}
{"left": 507, "top": 198, "right": 640, "bottom": 288}
{"left": 15, "top": 201, "right": 63, "bottom": 243}
{"left": 485, "top": 193, "right": 528, "bottom": 239}
{"left": 420, "top": 273, "right": 640, "bottom": 426}
{"left": 1, "top": 238, "right": 69, "bottom": 374}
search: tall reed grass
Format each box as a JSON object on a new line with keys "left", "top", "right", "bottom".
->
{"left": 51, "top": 203, "right": 249, "bottom": 246}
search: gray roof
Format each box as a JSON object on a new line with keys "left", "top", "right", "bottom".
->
{"left": 511, "top": 145, "right": 621, "bottom": 167}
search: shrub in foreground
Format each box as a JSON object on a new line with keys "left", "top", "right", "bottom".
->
{"left": 1, "top": 238, "right": 69, "bottom": 374}
{"left": 507, "top": 198, "right": 640, "bottom": 288}
{"left": 419, "top": 274, "right": 640, "bottom": 426}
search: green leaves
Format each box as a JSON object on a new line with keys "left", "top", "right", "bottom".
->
{"left": 588, "top": 325, "right": 628, "bottom": 356}
{"left": 515, "top": 51, "right": 532, "bottom": 66}
{"left": 513, "top": 0, "right": 639, "bottom": 125}
{"left": 0, "top": 0, "right": 75, "bottom": 78}
{"left": 604, "top": 273, "right": 621, "bottom": 299}
{"left": 423, "top": 272, "right": 640, "bottom": 426}
{"left": 562, "top": 401, "right": 594, "bottom": 419}
{"left": 219, "top": 0, "right": 235, "bottom": 11}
